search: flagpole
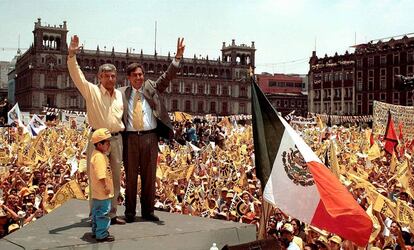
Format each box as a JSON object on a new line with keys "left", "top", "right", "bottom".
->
{"left": 249, "top": 68, "right": 273, "bottom": 240}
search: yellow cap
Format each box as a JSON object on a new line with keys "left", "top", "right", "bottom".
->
{"left": 91, "top": 128, "right": 111, "bottom": 144}
{"left": 281, "top": 223, "right": 294, "bottom": 233}
{"left": 329, "top": 235, "right": 342, "bottom": 245}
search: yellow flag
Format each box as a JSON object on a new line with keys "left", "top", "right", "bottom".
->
{"left": 366, "top": 205, "right": 381, "bottom": 243}
{"left": 186, "top": 164, "right": 195, "bottom": 181}
{"left": 389, "top": 153, "right": 398, "bottom": 174}
{"left": 316, "top": 115, "right": 325, "bottom": 130}
{"left": 396, "top": 199, "right": 414, "bottom": 227}
{"left": 329, "top": 141, "right": 340, "bottom": 177}
{"left": 395, "top": 159, "right": 414, "bottom": 199}
{"left": 367, "top": 142, "right": 381, "bottom": 161}
{"left": 218, "top": 117, "right": 231, "bottom": 129}
{"left": 373, "top": 193, "right": 396, "bottom": 219}
{"left": 46, "top": 180, "right": 86, "bottom": 212}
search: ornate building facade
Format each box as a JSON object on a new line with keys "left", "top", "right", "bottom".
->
{"left": 256, "top": 73, "right": 308, "bottom": 116}
{"left": 309, "top": 34, "right": 414, "bottom": 116}
{"left": 14, "top": 19, "right": 255, "bottom": 115}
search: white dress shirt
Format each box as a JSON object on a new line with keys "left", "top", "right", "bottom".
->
{"left": 126, "top": 87, "right": 157, "bottom": 131}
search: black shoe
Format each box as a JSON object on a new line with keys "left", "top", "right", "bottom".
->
{"left": 96, "top": 235, "right": 115, "bottom": 242}
{"left": 142, "top": 213, "right": 159, "bottom": 221}
{"left": 111, "top": 217, "right": 126, "bottom": 225}
{"left": 125, "top": 216, "right": 135, "bottom": 223}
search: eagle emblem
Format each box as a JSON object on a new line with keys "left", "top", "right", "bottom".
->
{"left": 282, "top": 148, "right": 315, "bottom": 186}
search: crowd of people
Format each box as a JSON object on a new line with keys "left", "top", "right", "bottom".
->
{"left": 0, "top": 113, "right": 414, "bottom": 248}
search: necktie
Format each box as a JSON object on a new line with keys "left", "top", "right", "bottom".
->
{"left": 132, "top": 92, "right": 144, "bottom": 131}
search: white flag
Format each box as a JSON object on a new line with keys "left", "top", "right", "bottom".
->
{"left": 7, "top": 103, "right": 23, "bottom": 126}
{"left": 27, "top": 114, "right": 47, "bottom": 137}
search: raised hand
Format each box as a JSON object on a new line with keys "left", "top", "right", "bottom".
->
{"left": 175, "top": 37, "right": 185, "bottom": 60}
{"left": 68, "top": 35, "right": 82, "bottom": 57}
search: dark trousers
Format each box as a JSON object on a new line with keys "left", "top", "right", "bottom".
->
{"left": 123, "top": 132, "right": 158, "bottom": 218}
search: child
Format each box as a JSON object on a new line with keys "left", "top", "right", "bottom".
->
{"left": 90, "top": 128, "right": 114, "bottom": 242}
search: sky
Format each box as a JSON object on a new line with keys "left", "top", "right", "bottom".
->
{"left": 0, "top": 0, "right": 413, "bottom": 74}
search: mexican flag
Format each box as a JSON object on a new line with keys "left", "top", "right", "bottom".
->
{"left": 251, "top": 79, "right": 372, "bottom": 247}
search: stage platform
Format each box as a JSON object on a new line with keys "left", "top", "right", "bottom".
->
{"left": 0, "top": 199, "right": 256, "bottom": 250}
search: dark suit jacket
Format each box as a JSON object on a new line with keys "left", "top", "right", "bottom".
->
{"left": 119, "top": 61, "right": 180, "bottom": 139}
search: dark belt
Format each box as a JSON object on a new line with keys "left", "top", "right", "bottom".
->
{"left": 126, "top": 128, "right": 157, "bottom": 135}
{"left": 91, "top": 128, "right": 120, "bottom": 137}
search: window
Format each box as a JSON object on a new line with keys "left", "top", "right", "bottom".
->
{"left": 393, "top": 67, "right": 400, "bottom": 88}
{"left": 357, "top": 78, "right": 363, "bottom": 91}
{"left": 407, "top": 65, "right": 414, "bottom": 76}
{"left": 276, "top": 100, "right": 281, "bottom": 107}
{"left": 368, "top": 57, "right": 374, "bottom": 67}
{"left": 368, "top": 101, "right": 373, "bottom": 114}
{"left": 408, "top": 92, "right": 413, "bottom": 106}
{"left": 393, "top": 92, "right": 400, "bottom": 105}
{"left": 393, "top": 53, "right": 399, "bottom": 64}
{"left": 197, "top": 101, "right": 203, "bottom": 113}
{"left": 408, "top": 51, "right": 414, "bottom": 63}
{"left": 185, "top": 100, "right": 192, "bottom": 112}
{"left": 172, "top": 82, "right": 179, "bottom": 93}
{"left": 210, "top": 102, "right": 216, "bottom": 113}
{"left": 172, "top": 100, "right": 178, "bottom": 111}
{"left": 240, "top": 86, "right": 247, "bottom": 97}
{"left": 210, "top": 86, "right": 217, "bottom": 95}
{"left": 380, "top": 93, "right": 386, "bottom": 101}
{"left": 357, "top": 59, "right": 362, "bottom": 67}
{"left": 368, "top": 93, "right": 374, "bottom": 100}
{"left": 222, "top": 102, "right": 228, "bottom": 114}
{"left": 380, "top": 68, "right": 386, "bottom": 90}
{"left": 335, "top": 88, "right": 341, "bottom": 98}
{"left": 239, "top": 103, "right": 246, "bottom": 114}
{"left": 368, "top": 70, "right": 374, "bottom": 90}
{"left": 69, "top": 96, "right": 77, "bottom": 107}
{"left": 222, "top": 86, "right": 228, "bottom": 96}
{"left": 46, "top": 95, "right": 55, "bottom": 107}
{"left": 185, "top": 83, "right": 192, "bottom": 93}
{"left": 197, "top": 84, "right": 204, "bottom": 95}
{"left": 380, "top": 55, "right": 387, "bottom": 65}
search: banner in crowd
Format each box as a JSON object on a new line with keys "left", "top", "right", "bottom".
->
{"left": 308, "top": 113, "right": 372, "bottom": 125}
{"left": 373, "top": 101, "right": 414, "bottom": 140}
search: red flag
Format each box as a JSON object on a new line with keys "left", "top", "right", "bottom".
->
{"left": 384, "top": 112, "right": 398, "bottom": 155}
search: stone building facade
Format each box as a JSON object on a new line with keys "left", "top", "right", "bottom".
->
{"left": 14, "top": 19, "right": 255, "bottom": 115}
{"left": 308, "top": 34, "right": 414, "bottom": 116}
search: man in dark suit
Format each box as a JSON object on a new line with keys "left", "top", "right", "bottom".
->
{"left": 119, "top": 38, "right": 185, "bottom": 222}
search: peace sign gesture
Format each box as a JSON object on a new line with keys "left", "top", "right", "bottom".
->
{"left": 175, "top": 37, "right": 185, "bottom": 60}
